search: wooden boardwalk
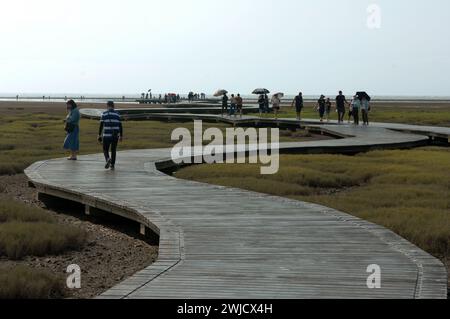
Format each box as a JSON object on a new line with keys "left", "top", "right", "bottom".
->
{"left": 24, "top": 109, "right": 448, "bottom": 299}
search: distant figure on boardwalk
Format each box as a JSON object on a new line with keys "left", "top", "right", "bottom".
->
{"left": 351, "top": 95, "right": 361, "bottom": 125}
{"left": 63, "top": 100, "right": 80, "bottom": 160}
{"left": 317, "top": 95, "right": 326, "bottom": 122}
{"left": 235, "top": 94, "right": 243, "bottom": 118}
{"left": 222, "top": 93, "right": 229, "bottom": 116}
{"left": 271, "top": 94, "right": 281, "bottom": 119}
{"left": 348, "top": 98, "right": 354, "bottom": 123}
{"left": 335, "top": 91, "right": 348, "bottom": 124}
{"left": 98, "top": 101, "right": 123, "bottom": 170}
{"left": 361, "top": 96, "right": 370, "bottom": 125}
{"left": 230, "top": 94, "right": 237, "bottom": 116}
{"left": 258, "top": 94, "right": 266, "bottom": 116}
{"left": 264, "top": 94, "right": 270, "bottom": 113}
{"left": 325, "top": 98, "right": 332, "bottom": 122}
{"left": 292, "top": 92, "right": 304, "bottom": 120}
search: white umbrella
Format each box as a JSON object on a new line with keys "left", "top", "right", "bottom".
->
{"left": 273, "top": 92, "right": 284, "bottom": 98}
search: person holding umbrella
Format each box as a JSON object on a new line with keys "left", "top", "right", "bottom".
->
{"left": 351, "top": 94, "right": 361, "bottom": 125}
{"left": 252, "top": 88, "right": 270, "bottom": 117}
{"left": 258, "top": 94, "right": 266, "bottom": 116}
{"left": 355, "top": 91, "right": 371, "bottom": 125}
{"left": 264, "top": 94, "right": 270, "bottom": 114}
{"left": 271, "top": 93, "right": 283, "bottom": 119}
{"left": 292, "top": 92, "right": 304, "bottom": 121}
{"left": 213, "top": 90, "right": 229, "bottom": 116}
{"left": 221, "top": 93, "right": 229, "bottom": 116}
{"left": 361, "top": 96, "right": 371, "bottom": 125}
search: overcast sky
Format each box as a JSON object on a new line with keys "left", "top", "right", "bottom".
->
{"left": 0, "top": 0, "right": 449, "bottom": 96}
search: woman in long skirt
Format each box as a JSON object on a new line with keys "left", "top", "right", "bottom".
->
{"left": 63, "top": 100, "right": 80, "bottom": 160}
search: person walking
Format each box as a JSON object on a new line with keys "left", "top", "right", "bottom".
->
{"left": 258, "top": 94, "right": 266, "bottom": 117}
{"left": 335, "top": 91, "right": 348, "bottom": 123}
{"left": 63, "top": 100, "right": 80, "bottom": 160}
{"left": 317, "top": 95, "right": 326, "bottom": 122}
{"left": 222, "top": 93, "right": 229, "bottom": 116}
{"left": 264, "top": 94, "right": 270, "bottom": 114}
{"left": 98, "top": 101, "right": 123, "bottom": 170}
{"left": 361, "top": 96, "right": 370, "bottom": 125}
{"left": 230, "top": 94, "right": 237, "bottom": 116}
{"left": 236, "top": 93, "right": 243, "bottom": 118}
{"left": 348, "top": 98, "right": 354, "bottom": 123}
{"left": 325, "top": 98, "right": 332, "bottom": 122}
{"left": 271, "top": 94, "right": 281, "bottom": 119}
{"left": 292, "top": 92, "right": 304, "bottom": 120}
{"left": 351, "top": 95, "right": 361, "bottom": 125}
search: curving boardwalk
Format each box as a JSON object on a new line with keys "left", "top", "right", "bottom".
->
{"left": 25, "top": 108, "right": 448, "bottom": 299}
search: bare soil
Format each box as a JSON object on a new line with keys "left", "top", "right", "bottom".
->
{"left": 0, "top": 174, "right": 159, "bottom": 299}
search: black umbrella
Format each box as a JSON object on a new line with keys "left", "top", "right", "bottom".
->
{"left": 356, "top": 91, "right": 371, "bottom": 101}
{"left": 252, "top": 88, "right": 270, "bottom": 95}
{"left": 213, "top": 89, "right": 228, "bottom": 97}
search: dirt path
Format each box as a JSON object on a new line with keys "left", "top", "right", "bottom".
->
{"left": 0, "top": 174, "right": 158, "bottom": 299}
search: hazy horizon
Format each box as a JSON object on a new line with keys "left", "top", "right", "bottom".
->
{"left": 1, "top": 0, "right": 449, "bottom": 96}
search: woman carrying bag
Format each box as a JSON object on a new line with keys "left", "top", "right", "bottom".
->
{"left": 63, "top": 100, "right": 80, "bottom": 160}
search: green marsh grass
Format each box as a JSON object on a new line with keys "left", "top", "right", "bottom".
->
{"left": 0, "top": 196, "right": 87, "bottom": 259}
{"left": 0, "top": 265, "right": 65, "bottom": 299}
{"left": 0, "top": 110, "right": 318, "bottom": 175}
{"left": 176, "top": 147, "right": 450, "bottom": 258}
{"left": 276, "top": 103, "right": 450, "bottom": 127}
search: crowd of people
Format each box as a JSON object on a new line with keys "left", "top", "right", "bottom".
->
{"left": 292, "top": 91, "right": 371, "bottom": 125}
{"left": 62, "top": 90, "right": 372, "bottom": 169}
{"left": 188, "top": 92, "right": 206, "bottom": 102}
{"left": 219, "top": 90, "right": 372, "bottom": 125}
{"left": 221, "top": 93, "right": 244, "bottom": 118}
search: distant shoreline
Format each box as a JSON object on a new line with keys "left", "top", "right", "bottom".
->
{"left": 1, "top": 97, "right": 450, "bottom": 104}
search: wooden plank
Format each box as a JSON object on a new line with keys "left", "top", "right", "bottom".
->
{"left": 23, "top": 111, "right": 449, "bottom": 299}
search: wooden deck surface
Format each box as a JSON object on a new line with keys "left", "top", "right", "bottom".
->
{"left": 24, "top": 109, "right": 448, "bottom": 299}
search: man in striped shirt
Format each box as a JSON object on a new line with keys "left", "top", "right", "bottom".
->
{"left": 98, "top": 101, "right": 123, "bottom": 170}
